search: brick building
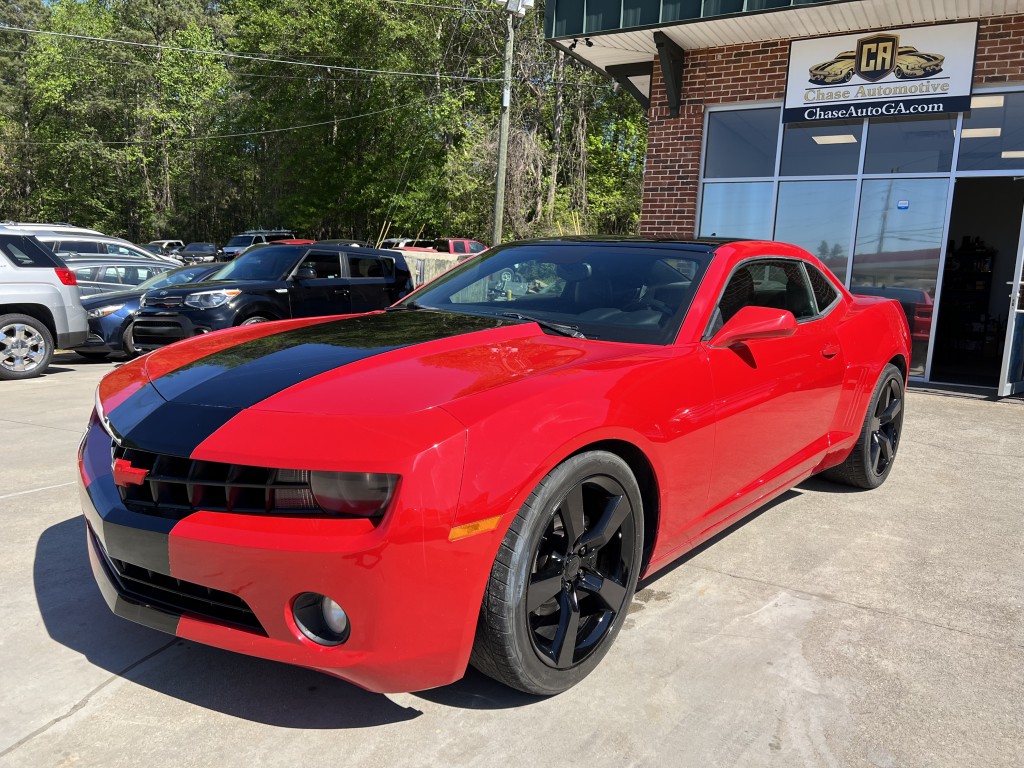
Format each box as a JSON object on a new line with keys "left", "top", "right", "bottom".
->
{"left": 544, "top": 0, "right": 1024, "bottom": 395}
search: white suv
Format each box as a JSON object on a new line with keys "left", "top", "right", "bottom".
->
{"left": 0, "top": 228, "right": 88, "bottom": 380}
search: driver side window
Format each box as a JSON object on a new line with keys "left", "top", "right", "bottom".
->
{"left": 708, "top": 259, "right": 818, "bottom": 336}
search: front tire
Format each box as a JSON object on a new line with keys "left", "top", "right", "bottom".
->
{"left": 239, "top": 315, "right": 270, "bottom": 326}
{"left": 471, "top": 451, "right": 643, "bottom": 695}
{"left": 823, "top": 363, "right": 904, "bottom": 489}
{"left": 0, "top": 314, "right": 54, "bottom": 380}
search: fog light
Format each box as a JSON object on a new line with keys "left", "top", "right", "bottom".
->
{"left": 292, "top": 592, "right": 350, "bottom": 646}
{"left": 321, "top": 596, "right": 349, "bottom": 636}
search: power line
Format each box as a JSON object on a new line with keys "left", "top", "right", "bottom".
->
{"left": 0, "top": 24, "right": 504, "bottom": 83}
{"left": 0, "top": 93, "right": 457, "bottom": 146}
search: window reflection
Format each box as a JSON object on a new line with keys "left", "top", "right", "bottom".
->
{"left": 704, "top": 108, "right": 781, "bottom": 178}
{"left": 699, "top": 182, "right": 774, "bottom": 240}
{"left": 958, "top": 92, "right": 1024, "bottom": 170}
{"left": 775, "top": 180, "right": 856, "bottom": 283}
{"left": 864, "top": 114, "right": 955, "bottom": 174}
{"left": 780, "top": 120, "right": 861, "bottom": 176}
{"left": 852, "top": 178, "right": 949, "bottom": 374}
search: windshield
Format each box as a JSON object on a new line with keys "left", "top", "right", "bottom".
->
{"left": 137, "top": 264, "right": 217, "bottom": 291}
{"left": 185, "top": 242, "right": 215, "bottom": 252}
{"left": 400, "top": 242, "right": 712, "bottom": 345}
{"left": 226, "top": 235, "right": 255, "bottom": 247}
{"left": 209, "top": 246, "right": 302, "bottom": 281}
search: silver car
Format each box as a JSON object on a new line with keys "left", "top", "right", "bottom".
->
{"left": 0, "top": 227, "right": 88, "bottom": 380}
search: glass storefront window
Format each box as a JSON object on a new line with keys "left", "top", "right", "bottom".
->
{"left": 699, "top": 182, "right": 774, "bottom": 240}
{"left": 780, "top": 120, "right": 862, "bottom": 176}
{"left": 851, "top": 178, "right": 949, "bottom": 375}
{"left": 704, "top": 108, "right": 781, "bottom": 179}
{"left": 774, "top": 180, "right": 857, "bottom": 283}
{"left": 863, "top": 114, "right": 956, "bottom": 174}
{"left": 957, "top": 92, "right": 1024, "bottom": 171}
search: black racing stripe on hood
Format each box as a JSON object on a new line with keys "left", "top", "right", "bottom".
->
{"left": 106, "top": 310, "right": 509, "bottom": 458}
{"left": 150, "top": 310, "right": 512, "bottom": 409}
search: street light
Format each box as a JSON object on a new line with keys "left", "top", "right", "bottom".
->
{"left": 490, "top": 0, "right": 535, "bottom": 247}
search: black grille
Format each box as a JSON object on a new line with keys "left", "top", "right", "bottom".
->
{"left": 131, "top": 319, "right": 187, "bottom": 346}
{"left": 143, "top": 295, "right": 183, "bottom": 308}
{"left": 113, "top": 443, "right": 320, "bottom": 520}
{"left": 90, "top": 527, "right": 266, "bottom": 634}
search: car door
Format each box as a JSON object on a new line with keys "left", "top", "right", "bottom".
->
{"left": 345, "top": 253, "right": 392, "bottom": 312}
{"left": 287, "top": 250, "right": 352, "bottom": 317}
{"left": 702, "top": 258, "right": 846, "bottom": 526}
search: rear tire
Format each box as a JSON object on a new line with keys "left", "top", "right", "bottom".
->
{"left": 471, "top": 451, "right": 643, "bottom": 695}
{"left": 0, "top": 314, "right": 54, "bottom": 381}
{"left": 822, "top": 363, "right": 904, "bottom": 489}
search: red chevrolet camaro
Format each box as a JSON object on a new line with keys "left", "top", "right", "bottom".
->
{"left": 80, "top": 238, "right": 910, "bottom": 695}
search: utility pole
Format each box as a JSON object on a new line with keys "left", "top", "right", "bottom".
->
{"left": 490, "top": 0, "right": 534, "bottom": 247}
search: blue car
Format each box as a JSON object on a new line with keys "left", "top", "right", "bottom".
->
{"left": 73, "top": 263, "right": 225, "bottom": 359}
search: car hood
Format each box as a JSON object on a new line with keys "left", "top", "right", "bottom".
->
{"left": 82, "top": 288, "right": 147, "bottom": 307}
{"left": 142, "top": 310, "right": 635, "bottom": 415}
{"left": 141, "top": 279, "right": 278, "bottom": 297}
{"left": 96, "top": 310, "right": 647, "bottom": 461}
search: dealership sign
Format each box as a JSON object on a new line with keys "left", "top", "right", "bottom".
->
{"left": 783, "top": 22, "right": 978, "bottom": 123}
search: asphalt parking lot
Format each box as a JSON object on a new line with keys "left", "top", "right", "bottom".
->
{"left": 2, "top": 352, "right": 1022, "bottom": 768}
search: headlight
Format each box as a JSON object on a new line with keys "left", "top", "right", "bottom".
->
{"left": 310, "top": 471, "right": 398, "bottom": 517}
{"left": 184, "top": 289, "right": 241, "bottom": 309}
{"left": 87, "top": 304, "right": 124, "bottom": 319}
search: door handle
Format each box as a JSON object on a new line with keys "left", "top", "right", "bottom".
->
{"left": 821, "top": 343, "right": 840, "bottom": 359}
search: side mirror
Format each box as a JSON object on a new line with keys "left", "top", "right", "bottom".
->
{"left": 710, "top": 306, "right": 797, "bottom": 348}
{"left": 294, "top": 266, "right": 317, "bottom": 280}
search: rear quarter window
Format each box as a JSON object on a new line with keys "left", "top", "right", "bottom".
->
{"left": 0, "top": 236, "right": 62, "bottom": 267}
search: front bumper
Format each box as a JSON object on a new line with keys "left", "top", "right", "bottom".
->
{"left": 132, "top": 308, "right": 233, "bottom": 350}
{"left": 79, "top": 415, "right": 498, "bottom": 693}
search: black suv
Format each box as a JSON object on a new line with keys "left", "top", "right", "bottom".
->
{"left": 131, "top": 244, "right": 411, "bottom": 351}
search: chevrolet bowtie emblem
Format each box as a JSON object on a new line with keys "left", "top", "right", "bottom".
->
{"left": 113, "top": 458, "right": 149, "bottom": 488}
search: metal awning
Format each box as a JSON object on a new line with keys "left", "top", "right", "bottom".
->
{"left": 546, "top": 0, "right": 1024, "bottom": 108}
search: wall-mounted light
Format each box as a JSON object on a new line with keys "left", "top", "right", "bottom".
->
{"left": 811, "top": 134, "right": 858, "bottom": 145}
{"left": 962, "top": 127, "right": 1002, "bottom": 138}
{"left": 569, "top": 38, "right": 578, "bottom": 50}
{"left": 970, "top": 95, "right": 1005, "bottom": 109}
{"left": 585, "top": 37, "right": 593, "bottom": 47}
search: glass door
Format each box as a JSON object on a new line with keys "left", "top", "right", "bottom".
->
{"left": 998, "top": 218, "right": 1024, "bottom": 396}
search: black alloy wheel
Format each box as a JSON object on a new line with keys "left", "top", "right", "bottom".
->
{"left": 869, "top": 375, "right": 903, "bottom": 477}
{"left": 526, "top": 475, "right": 636, "bottom": 669}
{"left": 822, "top": 363, "right": 904, "bottom": 489}
{"left": 471, "top": 451, "right": 643, "bottom": 695}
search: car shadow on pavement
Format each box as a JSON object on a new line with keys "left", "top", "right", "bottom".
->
{"left": 34, "top": 517, "right": 423, "bottom": 728}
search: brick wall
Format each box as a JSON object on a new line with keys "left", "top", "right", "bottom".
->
{"left": 638, "top": 15, "right": 1024, "bottom": 238}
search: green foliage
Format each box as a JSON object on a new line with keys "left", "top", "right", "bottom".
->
{"left": 0, "top": 0, "right": 646, "bottom": 244}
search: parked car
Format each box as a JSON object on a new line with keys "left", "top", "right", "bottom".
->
{"left": 435, "top": 238, "right": 487, "bottom": 259}
{"left": 73, "top": 262, "right": 226, "bottom": 360}
{"left": 221, "top": 229, "right": 296, "bottom": 260}
{"left": 0, "top": 221, "right": 104, "bottom": 237}
{"left": 130, "top": 244, "right": 411, "bottom": 351}
{"left": 851, "top": 285, "right": 932, "bottom": 343}
{"left": 19, "top": 230, "right": 183, "bottom": 265}
{"left": 147, "top": 239, "right": 184, "bottom": 254}
{"left": 0, "top": 227, "right": 87, "bottom": 380}
{"left": 316, "top": 239, "right": 372, "bottom": 248}
{"left": 379, "top": 237, "right": 434, "bottom": 250}
{"left": 236, "top": 239, "right": 314, "bottom": 258}
{"left": 81, "top": 238, "right": 910, "bottom": 694}
{"left": 177, "top": 242, "right": 220, "bottom": 264}
{"left": 64, "top": 255, "right": 177, "bottom": 297}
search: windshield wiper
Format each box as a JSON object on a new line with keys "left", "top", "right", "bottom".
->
{"left": 501, "top": 312, "right": 585, "bottom": 339}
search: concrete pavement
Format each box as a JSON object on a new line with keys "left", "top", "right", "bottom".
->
{"left": 1, "top": 353, "right": 1021, "bottom": 767}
